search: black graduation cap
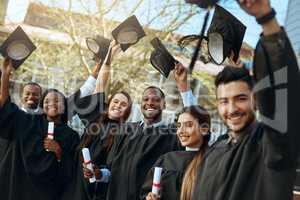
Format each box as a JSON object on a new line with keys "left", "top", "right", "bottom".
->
{"left": 207, "top": 5, "right": 246, "bottom": 65}
{"left": 86, "top": 35, "right": 110, "bottom": 62}
{"left": 150, "top": 37, "right": 178, "bottom": 78}
{"left": 185, "top": 0, "right": 220, "bottom": 8}
{"left": 112, "top": 15, "right": 146, "bottom": 52}
{"left": 0, "top": 26, "right": 36, "bottom": 69}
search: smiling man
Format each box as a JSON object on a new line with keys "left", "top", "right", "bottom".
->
{"left": 21, "top": 82, "right": 43, "bottom": 114}
{"left": 190, "top": 0, "right": 300, "bottom": 200}
{"left": 140, "top": 86, "right": 166, "bottom": 127}
{"left": 105, "top": 85, "right": 196, "bottom": 200}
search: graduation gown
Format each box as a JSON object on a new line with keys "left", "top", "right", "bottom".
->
{"left": 60, "top": 124, "right": 115, "bottom": 200}
{"left": 106, "top": 123, "right": 182, "bottom": 200}
{"left": 0, "top": 138, "right": 9, "bottom": 162}
{"left": 140, "top": 151, "right": 197, "bottom": 200}
{"left": 62, "top": 92, "right": 111, "bottom": 200}
{"left": 0, "top": 98, "right": 79, "bottom": 200}
{"left": 0, "top": 107, "right": 43, "bottom": 162}
{"left": 192, "top": 29, "right": 300, "bottom": 200}
{"left": 295, "top": 158, "right": 300, "bottom": 193}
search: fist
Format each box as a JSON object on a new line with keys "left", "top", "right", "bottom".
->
{"left": 238, "top": 0, "right": 271, "bottom": 18}
{"left": 2, "top": 58, "right": 13, "bottom": 75}
{"left": 44, "top": 138, "right": 62, "bottom": 161}
{"left": 174, "top": 62, "right": 189, "bottom": 92}
{"left": 146, "top": 192, "right": 160, "bottom": 200}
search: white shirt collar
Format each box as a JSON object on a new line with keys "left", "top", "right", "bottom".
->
{"left": 185, "top": 147, "right": 199, "bottom": 151}
{"left": 140, "top": 119, "right": 166, "bottom": 129}
{"left": 21, "top": 107, "right": 42, "bottom": 114}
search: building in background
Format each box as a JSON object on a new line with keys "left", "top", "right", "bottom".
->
{"left": 0, "top": 0, "right": 9, "bottom": 24}
{"left": 285, "top": 0, "right": 300, "bottom": 67}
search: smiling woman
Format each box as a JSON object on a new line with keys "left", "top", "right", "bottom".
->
{"left": 40, "top": 88, "right": 68, "bottom": 124}
{"left": 141, "top": 105, "right": 211, "bottom": 200}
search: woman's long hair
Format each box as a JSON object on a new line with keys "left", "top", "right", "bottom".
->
{"left": 179, "top": 105, "right": 211, "bottom": 200}
{"left": 40, "top": 88, "right": 68, "bottom": 124}
{"left": 79, "top": 91, "right": 132, "bottom": 151}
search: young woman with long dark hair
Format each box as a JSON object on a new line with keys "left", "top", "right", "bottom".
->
{"left": 141, "top": 105, "right": 210, "bottom": 200}
{"left": 61, "top": 40, "right": 133, "bottom": 200}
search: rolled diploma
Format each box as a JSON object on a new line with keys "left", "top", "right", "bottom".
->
{"left": 47, "top": 122, "right": 54, "bottom": 140}
{"left": 82, "top": 148, "right": 96, "bottom": 183}
{"left": 151, "top": 167, "right": 163, "bottom": 195}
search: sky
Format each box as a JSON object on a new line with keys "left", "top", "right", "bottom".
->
{"left": 6, "top": 0, "right": 289, "bottom": 47}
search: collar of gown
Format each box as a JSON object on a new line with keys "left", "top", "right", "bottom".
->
{"left": 140, "top": 119, "right": 166, "bottom": 129}
{"left": 21, "top": 106, "right": 42, "bottom": 114}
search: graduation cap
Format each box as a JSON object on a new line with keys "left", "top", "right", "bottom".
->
{"left": 112, "top": 15, "right": 146, "bottom": 52}
{"left": 185, "top": 0, "right": 220, "bottom": 8}
{"left": 86, "top": 35, "right": 110, "bottom": 62}
{"left": 207, "top": 5, "right": 246, "bottom": 65}
{"left": 150, "top": 37, "right": 178, "bottom": 78}
{"left": 0, "top": 26, "right": 36, "bottom": 69}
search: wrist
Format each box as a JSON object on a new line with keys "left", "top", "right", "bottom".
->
{"left": 255, "top": 6, "right": 272, "bottom": 19}
{"left": 95, "top": 168, "right": 102, "bottom": 180}
{"left": 261, "top": 18, "right": 281, "bottom": 36}
{"left": 55, "top": 148, "right": 62, "bottom": 161}
{"left": 256, "top": 8, "right": 276, "bottom": 25}
{"left": 1, "top": 70, "right": 10, "bottom": 76}
{"left": 177, "top": 83, "right": 189, "bottom": 92}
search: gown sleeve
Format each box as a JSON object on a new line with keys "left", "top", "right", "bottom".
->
{"left": 55, "top": 127, "right": 80, "bottom": 195}
{"left": 140, "top": 156, "right": 165, "bottom": 200}
{"left": 254, "top": 28, "right": 300, "bottom": 169}
{"left": 68, "top": 91, "right": 106, "bottom": 127}
{"left": 0, "top": 98, "right": 34, "bottom": 140}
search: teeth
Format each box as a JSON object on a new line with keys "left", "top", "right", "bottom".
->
{"left": 231, "top": 116, "right": 241, "bottom": 119}
{"left": 147, "top": 108, "right": 155, "bottom": 111}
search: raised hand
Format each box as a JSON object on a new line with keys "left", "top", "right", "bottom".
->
{"left": 174, "top": 62, "right": 189, "bottom": 92}
{"left": 110, "top": 39, "right": 121, "bottom": 58}
{"left": 2, "top": 58, "right": 13, "bottom": 76}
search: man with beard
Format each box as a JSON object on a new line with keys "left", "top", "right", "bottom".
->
{"left": 0, "top": 82, "right": 43, "bottom": 161}
{"left": 190, "top": 0, "right": 300, "bottom": 200}
{"left": 104, "top": 84, "right": 196, "bottom": 200}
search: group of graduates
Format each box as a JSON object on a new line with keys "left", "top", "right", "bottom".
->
{"left": 0, "top": 0, "right": 300, "bottom": 200}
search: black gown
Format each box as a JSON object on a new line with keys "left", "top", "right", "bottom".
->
{"left": 105, "top": 123, "right": 182, "bottom": 200}
{"left": 140, "top": 151, "right": 197, "bottom": 200}
{"left": 295, "top": 158, "right": 300, "bottom": 194}
{"left": 192, "top": 29, "right": 300, "bottom": 200}
{"left": 0, "top": 138, "right": 9, "bottom": 162}
{"left": 61, "top": 92, "right": 112, "bottom": 200}
{"left": 0, "top": 98, "right": 79, "bottom": 200}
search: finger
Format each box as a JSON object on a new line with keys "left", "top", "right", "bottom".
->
{"left": 150, "top": 193, "right": 157, "bottom": 200}
{"left": 8, "top": 59, "right": 13, "bottom": 67}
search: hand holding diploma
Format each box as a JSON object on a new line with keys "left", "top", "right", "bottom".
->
{"left": 82, "top": 163, "right": 101, "bottom": 180}
{"left": 82, "top": 148, "right": 96, "bottom": 183}
{"left": 150, "top": 167, "right": 162, "bottom": 198}
{"left": 43, "top": 138, "right": 62, "bottom": 161}
{"left": 146, "top": 192, "right": 160, "bottom": 200}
